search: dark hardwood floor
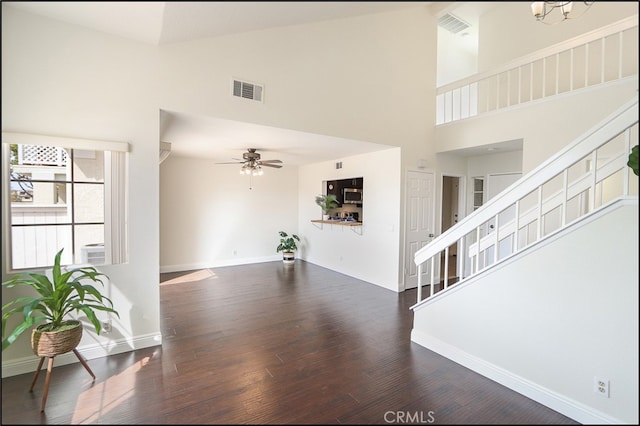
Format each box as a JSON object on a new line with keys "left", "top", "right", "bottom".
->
{"left": 1, "top": 260, "right": 578, "bottom": 424}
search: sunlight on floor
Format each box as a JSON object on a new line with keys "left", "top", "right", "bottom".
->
{"left": 72, "top": 355, "right": 153, "bottom": 424}
{"left": 160, "top": 269, "right": 217, "bottom": 286}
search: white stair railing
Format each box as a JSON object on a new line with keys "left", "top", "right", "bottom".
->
{"left": 436, "top": 16, "right": 638, "bottom": 125}
{"left": 413, "top": 96, "right": 638, "bottom": 306}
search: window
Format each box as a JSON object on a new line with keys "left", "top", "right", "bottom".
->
{"left": 472, "top": 177, "right": 484, "bottom": 211}
{"left": 2, "top": 133, "right": 129, "bottom": 270}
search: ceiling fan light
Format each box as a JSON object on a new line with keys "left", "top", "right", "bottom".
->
{"left": 229, "top": 149, "right": 280, "bottom": 177}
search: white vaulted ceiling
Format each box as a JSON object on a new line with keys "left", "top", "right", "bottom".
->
{"left": 4, "top": 2, "right": 501, "bottom": 164}
{"left": 5, "top": 2, "right": 430, "bottom": 46}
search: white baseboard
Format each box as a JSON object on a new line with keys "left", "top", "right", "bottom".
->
{"left": 410, "top": 329, "right": 623, "bottom": 425}
{"left": 1, "top": 333, "right": 162, "bottom": 378}
{"left": 160, "top": 255, "right": 281, "bottom": 273}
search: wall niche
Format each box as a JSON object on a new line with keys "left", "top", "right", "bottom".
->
{"left": 325, "top": 177, "right": 363, "bottom": 222}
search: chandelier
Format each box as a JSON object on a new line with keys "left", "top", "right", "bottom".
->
{"left": 531, "top": 2, "right": 594, "bottom": 25}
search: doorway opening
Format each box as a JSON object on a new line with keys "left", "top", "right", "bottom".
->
{"left": 440, "top": 175, "right": 465, "bottom": 284}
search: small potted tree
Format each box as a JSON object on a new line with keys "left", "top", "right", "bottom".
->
{"left": 315, "top": 194, "right": 339, "bottom": 220}
{"left": 276, "top": 231, "right": 300, "bottom": 264}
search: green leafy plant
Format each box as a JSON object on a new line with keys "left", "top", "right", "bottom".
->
{"left": 315, "top": 194, "right": 339, "bottom": 214}
{"left": 2, "top": 248, "right": 120, "bottom": 351}
{"left": 627, "top": 144, "right": 638, "bottom": 176}
{"left": 276, "top": 231, "right": 300, "bottom": 253}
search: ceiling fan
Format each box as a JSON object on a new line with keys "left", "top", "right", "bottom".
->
{"left": 216, "top": 148, "right": 283, "bottom": 175}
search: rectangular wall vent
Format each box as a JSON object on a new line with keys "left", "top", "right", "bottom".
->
{"left": 438, "top": 13, "right": 469, "bottom": 34}
{"left": 232, "top": 79, "right": 264, "bottom": 102}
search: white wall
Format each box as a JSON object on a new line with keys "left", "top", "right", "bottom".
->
{"left": 466, "top": 150, "right": 523, "bottom": 178}
{"left": 298, "top": 148, "right": 402, "bottom": 291}
{"left": 435, "top": 79, "right": 638, "bottom": 174}
{"left": 412, "top": 201, "right": 639, "bottom": 424}
{"left": 156, "top": 5, "right": 437, "bottom": 289}
{"left": 2, "top": 0, "right": 635, "bottom": 385}
{"left": 478, "top": 2, "right": 639, "bottom": 72}
{"left": 1, "top": 7, "right": 163, "bottom": 369}
{"left": 1, "top": 4, "right": 437, "bottom": 373}
{"left": 437, "top": 27, "right": 478, "bottom": 87}
{"left": 435, "top": 3, "right": 637, "bottom": 89}
{"left": 159, "top": 155, "right": 299, "bottom": 271}
{"left": 156, "top": 7, "right": 436, "bottom": 165}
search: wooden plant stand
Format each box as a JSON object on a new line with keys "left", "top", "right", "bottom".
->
{"left": 29, "top": 349, "right": 96, "bottom": 412}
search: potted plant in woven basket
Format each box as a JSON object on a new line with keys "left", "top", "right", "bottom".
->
{"left": 2, "top": 248, "right": 120, "bottom": 355}
{"left": 2, "top": 248, "right": 120, "bottom": 412}
{"left": 276, "top": 231, "right": 301, "bottom": 264}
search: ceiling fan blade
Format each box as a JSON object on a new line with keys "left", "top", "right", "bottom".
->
{"left": 259, "top": 159, "right": 283, "bottom": 163}
{"left": 260, "top": 163, "right": 283, "bottom": 168}
{"left": 215, "top": 161, "right": 245, "bottom": 164}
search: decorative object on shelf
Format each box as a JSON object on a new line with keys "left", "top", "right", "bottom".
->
{"left": 216, "top": 148, "right": 283, "bottom": 176}
{"left": 1, "top": 248, "right": 120, "bottom": 412}
{"left": 276, "top": 231, "right": 300, "bottom": 264}
{"left": 315, "top": 194, "right": 339, "bottom": 220}
{"left": 628, "top": 144, "right": 639, "bottom": 176}
{"left": 530, "top": 1, "right": 594, "bottom": 25}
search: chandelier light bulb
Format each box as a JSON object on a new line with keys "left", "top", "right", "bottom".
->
{"left": 531, "top": 1, "right": 544, "bottom": 18}
{"left": 530, "top": 1, "right": 592, "bottom": 25}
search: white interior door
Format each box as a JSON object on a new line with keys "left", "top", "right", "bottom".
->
{"left": 404, "top": 170, "right": 435, "bottom": 290}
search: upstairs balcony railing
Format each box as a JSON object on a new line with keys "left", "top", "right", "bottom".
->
{"left": 436, "top": 16, "right": 638, "bottom": 125}
{"left": 414, "top": 95, "right": 638, "bottom": 306}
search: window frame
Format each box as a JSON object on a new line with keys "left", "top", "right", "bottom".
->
{"left": 2, "top": 132, "right": 129, "bottom": 272}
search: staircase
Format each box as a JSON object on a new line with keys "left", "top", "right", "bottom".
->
{"left": 408, "top": 17, "right": 639, "bottom": 423}
{"left": 414, "top": 95, "right": 640, "bottom": 424}
{"left": 414, "top": 15, "right": 639, "bottom": 307}
{"left": 412, "top": 95, "right": 638, "bottom": 307}
{"left": 410, "top": 96, "right": 638, "bottom": 424}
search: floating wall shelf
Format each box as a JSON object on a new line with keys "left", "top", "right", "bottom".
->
{"left": 310, "top": 220, "right": 363, "bottom": 235}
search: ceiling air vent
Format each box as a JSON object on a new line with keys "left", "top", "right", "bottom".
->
{"left": 232, "top": 79, "right": 263, "bottom": 102}
{"left": 438, "top": 13, "right": 470, "bottom": 34}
